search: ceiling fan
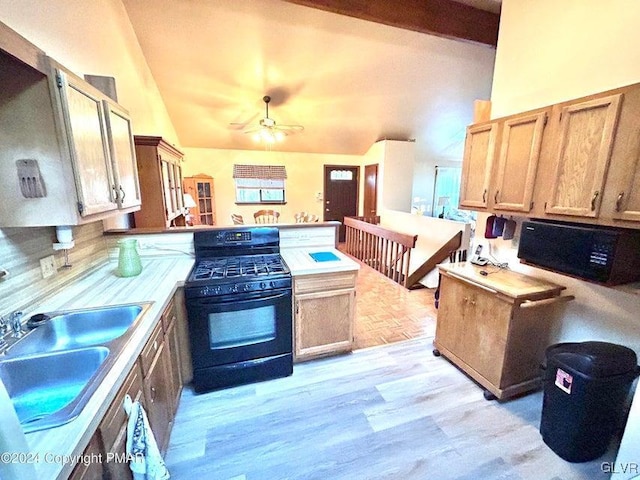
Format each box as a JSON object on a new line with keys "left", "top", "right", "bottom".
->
{"left": 232, "top": 95, "right": 304, "bottom": 143}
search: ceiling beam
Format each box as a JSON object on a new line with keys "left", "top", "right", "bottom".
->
{"left": 282, "top": 0, "right": 500, "bottom": 47}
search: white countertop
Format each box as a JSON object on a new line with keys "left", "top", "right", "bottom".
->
{"left": 21, "top": 256, "right": 194, "bottom": 480}
{"left": 281, "top": 247, "right": 359, "bottom": 276}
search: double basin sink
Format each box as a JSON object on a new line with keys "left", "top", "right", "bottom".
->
{"left": 0, "top": 303, "right": 152, "bottom": 433}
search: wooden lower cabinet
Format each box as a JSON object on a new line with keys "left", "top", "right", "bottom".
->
{"left": 434, "top": 265, "right": 568, "bottom": 400}
{"left": 293, "top": 271, "right": 357, "bottom": 362}
{"left": 68, "top": 432, "right": 105, "bottom": 480}
{"left": 70, "top": 292, "right": 185, "bottom": 478}
{"left": 99, "top": 361, "right": 144, "bottom": 480}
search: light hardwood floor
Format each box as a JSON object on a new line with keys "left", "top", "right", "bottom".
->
{"left": 165, "top": 336, "right": 617, "bottom": 480}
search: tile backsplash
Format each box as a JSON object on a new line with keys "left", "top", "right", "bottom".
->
{"left": 0, "top": 221, "right": 108, "bottom": 317}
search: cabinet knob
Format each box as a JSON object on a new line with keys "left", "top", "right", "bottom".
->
{"left": 616, "top": 192, "right": 625, "bottom": 212}
{"left": 150, "top": 386, "right": 156, "bottom": 402}
{"left": 591, "top": 191, "right": 600, "bottom": 211}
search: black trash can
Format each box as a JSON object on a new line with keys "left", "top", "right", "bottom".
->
{"left": 540, "top": 341, "right": 639, "bottom": 462}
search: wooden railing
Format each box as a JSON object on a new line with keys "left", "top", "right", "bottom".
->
{"left": 404, "top": 231, "right": 462, "bottom": 289}
{"left": 344, "top": 217, "right": 417, "bottom": 287}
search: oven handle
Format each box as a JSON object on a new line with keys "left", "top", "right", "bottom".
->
{"left": 190, "top": 291, "right": 289, "bottom": 306}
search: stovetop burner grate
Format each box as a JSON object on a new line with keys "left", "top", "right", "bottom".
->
{"left": 192, "top": 255, "right": 287, "bottom": 281}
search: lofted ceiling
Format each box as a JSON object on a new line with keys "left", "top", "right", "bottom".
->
{"left": 122, "top": 0, "right": 499, "bottom": 161}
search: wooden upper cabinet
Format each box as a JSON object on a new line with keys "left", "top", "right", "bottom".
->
{"left": 492, "top": 111, "right": 547, "bottom": 212}
{"left": 133, "top": 136, "right": 185, "bottom": 228}
{"left": 103, "top": 99, "right": 141, "bottom": 210}
{"left": 56, "top": 68, "right": 117, "bottom": 217}
{"left": 460, "top": 122, "right": 498, "bottom": 210}
{"left": 544, "top": 94, "right": 622, "bottom": 218}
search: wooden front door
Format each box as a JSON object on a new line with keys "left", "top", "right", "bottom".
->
{"left": 324, "top": 165, "right": 359, "bottom": 242}
{"left": 363, "top": 164, "right": 378, "bottom": 218}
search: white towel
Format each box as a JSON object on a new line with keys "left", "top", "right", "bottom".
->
{"left": 123, "top": 394, "right": 171, "bottom": 480}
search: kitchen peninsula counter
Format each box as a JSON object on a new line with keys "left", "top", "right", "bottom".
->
{"left": 22, "top": 256, "right": 193, "bottom": 480}
{"left": 281, "top": 247, "right": 359, "bottom": 276}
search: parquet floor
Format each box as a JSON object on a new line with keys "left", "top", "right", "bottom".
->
{"left": 347, "top": 248, "right": 438, "bottom": 350}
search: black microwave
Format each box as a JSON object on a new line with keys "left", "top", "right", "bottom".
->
{"left": 518, "top": 220, "right": 640, "bottom": 285}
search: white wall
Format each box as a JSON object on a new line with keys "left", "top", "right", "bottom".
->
{"left": 0, "top": 0, "right": 178, "bottom": 144}
{"left": 492, "top": 3, "right": 640, "bottom": 475}
{"left": 182, "top": 147, "right": 363, "bottom": 226}
{"left": 364, "top": 140, "right": 416, "bottom": 214}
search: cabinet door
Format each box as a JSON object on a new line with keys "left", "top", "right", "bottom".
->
{"left": 166, "top": 318, "right": 183, "bottom": 415}
{"left": 295, "top": 288, "right": 354, "bottom": 361}
{"left": 174, "top": 163, "right": 184, "bottom": 213}
{"left": 68, "top": 432, "right": 105, "bottom": 480}
{"left": 99, "top": 361, "right": 144, "bottom": 480}
{"left": 197, "top": 178, "right": 215, "bottom": 225}
{"left": 493, "top": 111, "right": 547, "bottom": 212}
{"left": 144, "top": 341, "right": 173, "bottom": 454}
{"left": 610, "top": 155, "right": 640, "bottom": 222}
{"left": 103, "top": 100, "right": 141, "bottom": 209}
{"left": 160, "top": 160, "right": 173, "bottom": 223}
{"left": 545, "top": 94, "right": 622, "bottom": 217}
{"left": 56, "top": 69, "right": 117, "bottom": 217}
{"left": 460, "top": 122, "right": 498, "bottom": 209}
{"left": 436, "top": 275, "right": 511, "bottom": 388}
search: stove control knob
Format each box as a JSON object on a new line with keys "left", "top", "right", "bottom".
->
{"left": 230, "top": 285, "right": 238, "bottom": 293}
{"left": 259, "top": 282, "right": 266, "bottom": 289}
{"left": 243, "top": 284, "right": 251, "bottom": 291}
{"left": 269, "top": 281, "right": 276, "bottom": 288}
{"left": 214, "top": 286, "right": 222, "bottom": 295}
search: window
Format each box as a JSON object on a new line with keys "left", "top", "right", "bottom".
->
{"left": 233, "top": 165, "right": 287, "bottom": 205}
{"left": 432, "top": 166, "right": 476, "bottom": 222}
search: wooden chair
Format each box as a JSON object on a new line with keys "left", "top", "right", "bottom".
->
{"left": 254, "top": 209, "right": 280, "bottom": 223}
{"left": 231, "top": 213, "right": 244, "bottom": 225}
{"left": 294, "top": 212, "right": 308, "bottom": 223}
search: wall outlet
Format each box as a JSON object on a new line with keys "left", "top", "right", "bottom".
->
{"left": 40, "top": 255, "right": 57, "bottom": 279}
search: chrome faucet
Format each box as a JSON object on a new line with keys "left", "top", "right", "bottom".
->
{"left": 10, "top": 311, "right": 24, "bottom": 338}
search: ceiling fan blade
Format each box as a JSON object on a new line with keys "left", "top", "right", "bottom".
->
{"left": 276, "top": 124, "right": 304, "bottom": 132}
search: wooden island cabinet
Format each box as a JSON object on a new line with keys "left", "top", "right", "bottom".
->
{"left": 434, "top": 263, "right": 572, "bottom": 400}
{"left": 293, "top": 270, "right": 357, "bottom": 362}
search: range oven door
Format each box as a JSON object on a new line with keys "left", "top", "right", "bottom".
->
{"left": 186, "top": 288, "right": 292, "bottom": 370}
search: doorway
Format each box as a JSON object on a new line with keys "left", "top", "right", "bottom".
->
{"left": 323, "top": 165, "right": 360, "bottom": 242}
{"left": 363, "top": 164, "right": 378, "bottom": 219}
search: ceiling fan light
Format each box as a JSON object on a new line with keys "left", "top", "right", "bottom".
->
{"left": 275, "top": 131, "right": 285, "bottom": 141}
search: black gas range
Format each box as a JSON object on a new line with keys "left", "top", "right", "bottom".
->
{"left": 184, "top": 227, "right": 293, "bottom": 393}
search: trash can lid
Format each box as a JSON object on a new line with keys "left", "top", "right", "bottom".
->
{"left": 546, "top": 341, "right": 638, "bottom": 378}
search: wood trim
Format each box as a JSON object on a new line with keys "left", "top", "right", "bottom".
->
{"left": 134, "top": 135, "right": 184, "bottom": 158}
{"left": 282, "top": 0, "right": 499, "bottom": 47}
{"left": 344, "top": 217, "right": 417, "bottom": 248}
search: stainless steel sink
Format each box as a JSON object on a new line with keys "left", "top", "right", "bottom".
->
{"left": 0, "top": 347, "right": 109, "bottom": 433}
{"left": 6, "top": 303, "right": 149, "bottom": 357}
{"left": 0, "top": 302, "right": 152, "bottom": 432}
